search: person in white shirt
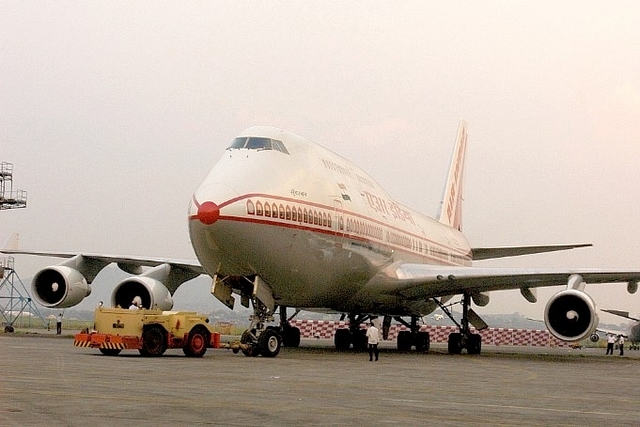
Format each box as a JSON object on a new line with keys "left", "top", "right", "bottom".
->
{"left": 129, "top": 296, "right": 142, "bottom": 310}
{"left": 366, "top": 321, "right": 381, "bottom": 361}
{"left": 56, "top": 313, "right": 63, "bottom": 335}
{"left": 618, "top": 335, "right": 625, "bottom": 356}
{"left": 606, "top": 334, "right": 616, "bottom": 355}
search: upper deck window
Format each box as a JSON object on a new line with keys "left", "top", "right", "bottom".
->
{"left": 227, "top": 137, "right": 289, "bottom": 154}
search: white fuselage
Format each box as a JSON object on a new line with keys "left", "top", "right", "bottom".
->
{"left": 188, "top": 126, "right": 471, "bottom": 315}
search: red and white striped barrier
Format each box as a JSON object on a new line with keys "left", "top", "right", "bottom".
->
{"left": 289, "top": 320, "right": 570, "bottom": 347}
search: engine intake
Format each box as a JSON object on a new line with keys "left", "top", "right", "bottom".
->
{"left": 111, "top": 277, "right": 173, "bottom": 311}
{"left": 544, "top": 289, "right": 598, "bottom": 342}
{"left": 32, "top": 266, "right": 91, "bottom": 308}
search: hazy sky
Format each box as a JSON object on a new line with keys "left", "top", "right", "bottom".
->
{"left": 2, "top": 2, "right": 640, "bottom": 319}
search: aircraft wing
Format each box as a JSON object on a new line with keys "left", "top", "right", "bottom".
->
{"left": 471, "top": 244, "right": 592, "bottom": 260}
{"left": 595, "top": 327, "right": 627, "bottom": 339}
{"left": 602, "top": 309, "right": 640, "bottom": 322}
{"left": 0, "top": 249, "right": 206, "bottom": 277}
{"left": 384, "top": 264, "right": 640, "bottom": 300}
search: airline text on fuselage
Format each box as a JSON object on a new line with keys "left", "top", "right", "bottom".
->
{"left": 363, "top": 191, "right": 415, "bottom": 225}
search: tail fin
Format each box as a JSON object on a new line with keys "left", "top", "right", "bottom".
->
{"left": 438, "top": 121, "right": 468, "bottom": 231}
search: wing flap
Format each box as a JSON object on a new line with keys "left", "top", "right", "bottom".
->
{"left": 471, "top": 244, "right": 592, "bottom": 260}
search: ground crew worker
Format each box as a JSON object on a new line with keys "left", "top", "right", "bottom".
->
{"left": 618, "top": 335, "right": 625, "bottom": 356}
{"left": 56, "top": 313, "right": 63, "bottom": 335}
{"left": 606, "top": 334, "right": 616, "bottom": 355}
{"left": 366, "top": 321, "right": 381, "bottom": 361}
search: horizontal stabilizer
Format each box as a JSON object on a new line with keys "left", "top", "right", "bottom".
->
{"left": 471, "top": 244, "right": 592, "bottom": 261}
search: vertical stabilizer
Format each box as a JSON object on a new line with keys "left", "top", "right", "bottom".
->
{"left": 438, "top": 121, "right": 468, "bottom": 231}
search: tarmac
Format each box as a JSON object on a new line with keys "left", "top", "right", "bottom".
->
{"left": 1, "top": 332, "right": 640, "bottom": 427}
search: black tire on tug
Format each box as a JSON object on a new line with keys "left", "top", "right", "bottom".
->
{"left": 448, "top": 332, "right": 463, "bottom": 355}
{"left": 334, "top": 328, "right": 351, "bottom": 351}
{"left": 240, "top": 330, "right": 259, "bottom": 357}
{"left": 259, "top": 328, "right": 282, "bottom": 358}
{"left": 140, "top": 324, "right": 167, "bottom": 357}
{"left": 99, "top": 348, "right": 122, "bottom": 356}
{"left": 184, "top": 326, "right": 210, "bottom": 357}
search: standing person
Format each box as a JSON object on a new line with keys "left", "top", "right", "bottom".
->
{"left": 129, "top": 296, "right": 142, "bottom": 310}
{"left": 606, "top": 334, "right": 616, "bottom": 355}
{"left": 618, "top": 335, "right": 625, "bottom": 356}
{"left": 366, "top": 321, "right": 380, "bottom": 361}
{"left": 56, "top": 313, "right": 63, "bottom": 335}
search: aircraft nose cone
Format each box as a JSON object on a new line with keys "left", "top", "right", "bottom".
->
{"left": 196, "top": 201, "right": 220, "bottom": 225}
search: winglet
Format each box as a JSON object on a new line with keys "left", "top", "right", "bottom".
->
{"left": 438, "top": 121, "right": 468, "bottom": 231}
{"left": 2, "top": 233, "right": 20, "bottom": 251}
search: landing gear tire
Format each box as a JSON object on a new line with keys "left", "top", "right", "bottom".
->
{"left": 335, "top": 329, "right": 351, "bottom": 351}
{"left": 283, "top": 326, "right": 301, "bottom": 348}
{"left": 467, "top": 333, "right": 482, "bottom": 355}
{"left": 140, "top": 325, "right": 167, "bottom": 357}
{"left": 241, "top": 330, "right": 259, "bottom": 357}
{"left": 183, "top": 326, "right": 210, "bottom": 358}
{"left": 259, "top": 328, "right": 282, "bottom": 358}
{"left": 99, "top": 348, "right": 122, "bottom": 356}
{"left": 448, "top": 332, "right": 463, "bottom": 355}
{"left": 397, "top": 330, "right": 412, "bottom": 351}
{"left": 415, "top": 331, "right": 430, "bottom": 352}
{"left": 353, "top": 329, "right": 367, "bottom": 351}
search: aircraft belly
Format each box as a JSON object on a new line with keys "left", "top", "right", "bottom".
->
{"left": 191, "top": 214, "right": 444, "bottom": 316}
{"left": 192, "top": 219, "right": 388, "bottom": 308}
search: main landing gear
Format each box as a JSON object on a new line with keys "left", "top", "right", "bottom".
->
{"left": 435, "top": 292, "right": 485, "bottom": 355}
{"left": 334, "top": 314, "right": 369, "bottom": 351}
{"left": 394, "top": 316, "right": 430, "bottom": 352}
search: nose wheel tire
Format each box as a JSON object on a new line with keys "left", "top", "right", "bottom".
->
{"left": 259, "top": 328, "right": 282, "bottom": 358}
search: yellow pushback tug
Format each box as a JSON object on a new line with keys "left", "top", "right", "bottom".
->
{"left": 74, "top": 308, "right": 245, "bottom": 357}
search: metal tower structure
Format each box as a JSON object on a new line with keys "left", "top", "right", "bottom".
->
{"left": 1, "top": 256, "right": 47, "bottom": 332}
{"left": 1, "top": 162, "right": 27, "bottom": 210}
{"left": 1, "top": 162, "right": 43, "bottom": 332}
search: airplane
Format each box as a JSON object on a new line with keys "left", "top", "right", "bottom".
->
{"left": 4, "top": 121, "right": 640, "bottom": 357}
{"left": 588, "top": 309, "right": 640, "bottom": 350}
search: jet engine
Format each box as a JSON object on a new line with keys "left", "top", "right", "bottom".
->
{"left": 544, "top": 288, "right": 598, "bottom": 342}
{"left": 111, "top": 276, "right": 173, "bottom": 310}
{"left": 32, "top": 266, "right": 91, "bottom": 308}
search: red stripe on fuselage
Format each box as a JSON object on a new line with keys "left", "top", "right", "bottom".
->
{"left": 190, "top": 193, "right": 471, "bottom": 266}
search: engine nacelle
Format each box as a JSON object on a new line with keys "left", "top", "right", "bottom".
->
{"left": 32, "top": 266, "right": 92, "bottom": 308}
{"left": 111, "top": 277, "right": 173, "bottom": 310}
{"left": 544, "top": 289, "right": 599, "bottom": 342}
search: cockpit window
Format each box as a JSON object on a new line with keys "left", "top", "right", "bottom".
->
{"left": 272, "top": 139, "right": 290, "bottom": 154}
{"left": 227, "top": 137, "right": 289, "bottom": 154}
{"left": 228, "top": 137, "right": 248, "bottom": 149}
